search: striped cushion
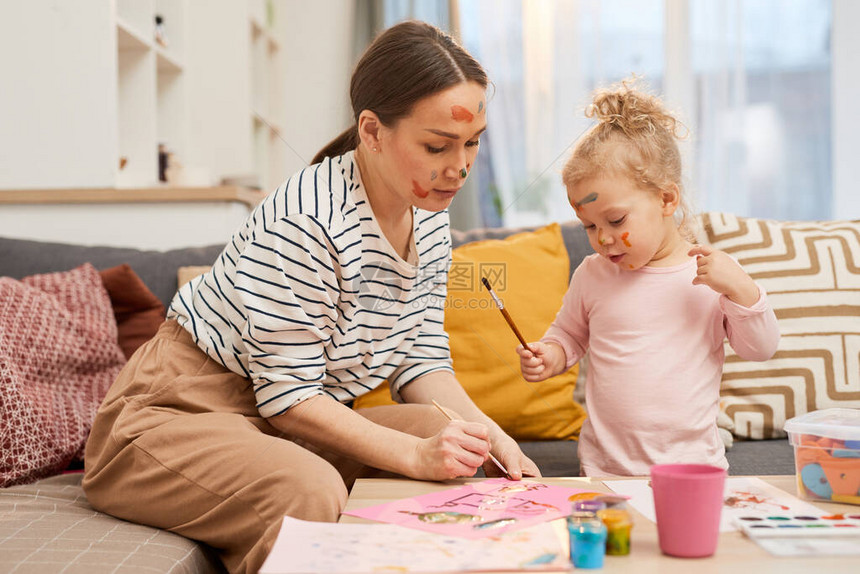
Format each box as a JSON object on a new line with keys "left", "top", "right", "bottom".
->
{"left": 697, "top": 213, "right": 860, "bottom": 439}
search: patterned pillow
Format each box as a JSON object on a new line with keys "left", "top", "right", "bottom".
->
{"left": 0, "top": 264, "right": 126, "bottom": 487}
{"left": 697, "top": 213, "right": 860, "bottom": 439}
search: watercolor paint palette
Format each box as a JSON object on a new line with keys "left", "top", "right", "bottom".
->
{"left": 735, "top": 513, "right": 860, "bottom": 538}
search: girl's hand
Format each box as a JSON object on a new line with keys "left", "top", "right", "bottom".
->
{"left": 517, "top": 341, "right": 565, "bottom": 382}
{"left": 688, "top": 245, "right": 760, "bottom": 307}
{"left": 412, "top": 420, "right": 492, "bottom": 481}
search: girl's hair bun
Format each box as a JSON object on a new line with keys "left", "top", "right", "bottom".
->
{"left": 586, "top": 77, "right": 684, "bottom": 139}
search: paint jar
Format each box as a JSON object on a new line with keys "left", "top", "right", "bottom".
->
{"left": 597, "top": 507, "right": 632, "bottom": 555}
{"left": 567, "top": 501, "right": 607, "bottom": 569}
{"left": 595, "top": 495, "right": 632, "bottom": 555}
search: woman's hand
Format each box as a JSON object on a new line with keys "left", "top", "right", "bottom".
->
{"left": 484, "top": 434, "right": 542, "bottom": 480}
{"left": 411, "top": 420, "right": 493, "bottom": 481}
{"left": 517, "top": 341, "right": 566, "bottom": 382}
{"left": 688, "top": 245, "right": 760, "bottom": 307}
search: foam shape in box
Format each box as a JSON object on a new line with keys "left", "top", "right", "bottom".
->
{"left": 785, "top": 408, "right": 860, "bottom": 506}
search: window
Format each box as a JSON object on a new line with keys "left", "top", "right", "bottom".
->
{"left": 380, "top": 0, "right": 841, "bottom": 227}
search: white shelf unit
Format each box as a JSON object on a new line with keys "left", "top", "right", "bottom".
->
{"left": 116, "top": 0, "right": 186, "bottom": 188}
{"left": 0, "top": 1, "right": 292, "bottom": 195}
{"left": 249, "top": 1, "right": 286, "bottom": 193}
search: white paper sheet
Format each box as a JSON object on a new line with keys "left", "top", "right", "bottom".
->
{"left": 260, "top": 516, "right": 570, "bottom": 574}
{"left": 605, "top": 476, "right": 824, "bottom": 532}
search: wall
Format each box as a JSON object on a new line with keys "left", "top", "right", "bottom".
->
{"left": 0, "top": 3, "right": 118, "bottom": 189}
{"left": 277, "top": 0, "right": 356, "bottom": 179}
{"left": 832, "top": 0, "right": 860, "bottom": 218}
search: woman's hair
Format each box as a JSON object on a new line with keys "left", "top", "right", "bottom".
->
{"left": 562, "top": 77, "right": 693, "bottom": 237}
{"left": 311, "top": 20, "right": 488, "bottom": 165}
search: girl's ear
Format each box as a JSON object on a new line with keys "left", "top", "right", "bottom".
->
{"left": 661, "top": 183, "right": 681, "bottom": 216}
{"left": 357, "top": 110, "right": 383, "bottom": 151}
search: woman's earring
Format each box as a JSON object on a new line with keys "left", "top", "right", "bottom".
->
{"left": 373, "top": 147, "right": 378, "bottom": 152}
{"left": 459, "top": 167, "right": 467, "bottom": 179}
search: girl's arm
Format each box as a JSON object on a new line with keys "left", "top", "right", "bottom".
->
{"left": 721, "top": 287, "right": 780, "bottom": 361}
{"left": 399, "top": 370, "right": 541, "bottom": 479}
{"left": 688, "top": 244, "right": 759, "bottom": 306}
{"left": 688, "top": 245, "right": 780, "bottom": 360}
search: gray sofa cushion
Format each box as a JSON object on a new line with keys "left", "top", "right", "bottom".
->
{"left": 518, "top": 439, "right": 796, "bottom": 477}
{"left": 0, "top": 236, "right": 224, "bottom": 309}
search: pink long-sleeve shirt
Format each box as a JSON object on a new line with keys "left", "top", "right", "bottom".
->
{"left": 543, "top": 254, "right": 779, "bottom": 477}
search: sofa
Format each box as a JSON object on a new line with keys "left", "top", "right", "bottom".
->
{"left": 3, "top": 213, "right": 841, "bottom": 573}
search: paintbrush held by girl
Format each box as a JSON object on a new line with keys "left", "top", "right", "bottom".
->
{"left": 517, "top": 78, "right": 780, "bottom": 477}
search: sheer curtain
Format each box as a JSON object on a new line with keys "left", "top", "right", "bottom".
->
{"left": 459, "top": 0, "right": 667, "bottom": 227}
{"left": 376, "top": 0, "right": 836, "bottom": 226}
{"left": 456, "top": 0, "right": 835, "bottom": 227}
{"left": 690, "top": 0, "right": 832, "bottom": 221}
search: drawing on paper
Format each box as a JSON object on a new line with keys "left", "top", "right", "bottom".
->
{"left": 343, "top": 478, "right": 600, "bottom": 539}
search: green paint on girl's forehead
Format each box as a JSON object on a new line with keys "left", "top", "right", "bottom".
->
{"left": 573, "top": 192, "right": 598, "bottom": 212}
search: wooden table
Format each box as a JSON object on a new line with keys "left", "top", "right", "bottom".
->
{"left": 341, "top": 476, "right": 859, "bottom": 573}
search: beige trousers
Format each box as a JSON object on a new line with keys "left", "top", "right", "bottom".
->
{"left": 83, "top": 320, "right": 448, "bottom": 574}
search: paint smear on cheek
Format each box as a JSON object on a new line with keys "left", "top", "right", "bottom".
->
{"left": 621, "top": 232, "right": 631, "bottom": 247}
{"left": 430, "top": 170, "right": 438, "bottom": 181}
{"left": 478, "top": 101, "right": 484, "bottom": 114}
{"left": 451, "top": 105, "right": 474, "bottom": 122}
{"left": 412, "top": 180, "right": 429, "bottom": 199}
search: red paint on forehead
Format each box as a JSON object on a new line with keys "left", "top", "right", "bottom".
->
{"left": 412, "top": 180, "right": 429, "bottom": 199}
{"left": 451, "top": 105, "right": 474, "bottom": 122}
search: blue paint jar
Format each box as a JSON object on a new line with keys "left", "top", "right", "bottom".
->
{"left": 568, "top": 503, "right": 607, "bottom": 569}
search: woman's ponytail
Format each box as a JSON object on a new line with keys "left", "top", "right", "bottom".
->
{"left": 311, "top": 125, "right": 359, "bottom": 165}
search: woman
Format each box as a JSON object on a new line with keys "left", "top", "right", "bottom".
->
{"left": 83, "top": 20, "right": 539, "bottom": 574}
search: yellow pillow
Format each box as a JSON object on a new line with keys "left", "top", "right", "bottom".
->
{"left": 354, "top": 223, "right": 585, "bottom": 441}
{"left": 177, "top": 265, "right": 211, "bottom": 287}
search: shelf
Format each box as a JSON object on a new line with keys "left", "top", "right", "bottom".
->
{"left": 117, "top": 18, "right": 153, "bottom": 51}
{"left": 252, "top": 111, "right": 282, "bottom": 137}
{"left": 156, "top": 46, "right": 183, "bottom": 73}
{"left": 0, "top": 1, "right": 279, "bottom": 195}
{"left": 0, "top": 186, "right": 266, "bottom": 209}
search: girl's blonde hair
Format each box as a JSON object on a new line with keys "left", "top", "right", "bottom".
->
{"left": 563, "top": 77, "right": 693, "bottom": 238}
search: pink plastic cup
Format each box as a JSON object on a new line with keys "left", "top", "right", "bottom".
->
{"left": 650, "top": 464, "right": 726, "bottom": 558}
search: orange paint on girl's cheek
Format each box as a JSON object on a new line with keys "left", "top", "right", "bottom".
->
{"left": 451, "top": 105, "right": 474, "bottom": 122}
{"left": 412, "top": 180, "right": 429, "bottom": 198}
{"left": 628, "top": 264, "right": 634, "bottom": 269}
{"left": 621, "top": 232, "right": 631, "bottom": 247}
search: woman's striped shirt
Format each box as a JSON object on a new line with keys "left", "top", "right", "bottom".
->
{"left": 167, "top": 151, "right": 453, "bottom": 418}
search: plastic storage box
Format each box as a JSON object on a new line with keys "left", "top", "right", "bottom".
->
{"left": 784, "top": 408, "right": 860, "bottom": 505}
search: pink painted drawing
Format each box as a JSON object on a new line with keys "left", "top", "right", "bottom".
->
{"left": 343, "top": 478, "right": 600, "bottom": 539}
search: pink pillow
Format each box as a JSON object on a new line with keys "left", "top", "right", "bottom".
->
{"left": 0, "top": 264, "right": 127, "bottom": 487}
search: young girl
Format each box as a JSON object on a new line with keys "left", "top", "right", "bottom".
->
{"left": 84, "top": 21, "right": 537, "bottom": 574}
{"left": 517, "top": 79, "right": 779, "bottom": 477}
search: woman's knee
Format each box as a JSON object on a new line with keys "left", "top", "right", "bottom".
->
{"left": 266, "top": 462, "right": 347, "bottom": 523}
